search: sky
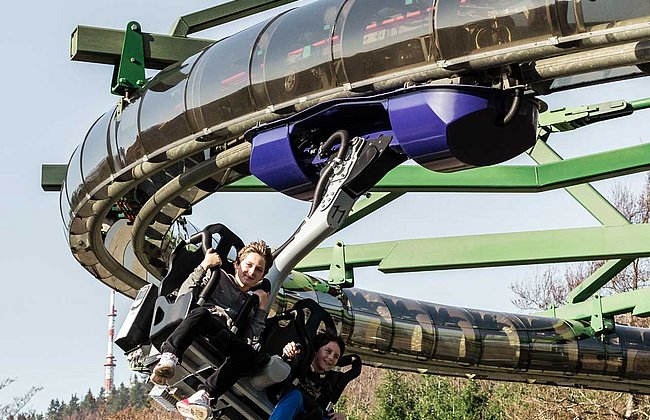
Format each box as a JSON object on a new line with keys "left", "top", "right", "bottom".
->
{"left": 0, "top": 0, "right": 648, "bottom": 415}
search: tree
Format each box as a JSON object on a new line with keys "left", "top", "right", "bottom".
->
{"left": 46, "top": 399, "right": 63, "bottom": 419}
{"left": 107, "top": 382, "right": 130, "bottom": 413}
{"left": 80, "top": 389, "right": 97, "bottom": 415}
{"left": 376, "top": 370, "right": 416, "bottom": 420}
{"left": 0, "top": 378, "right": 43, "bottom": 419}
{"left": 374, "top": 371, "right": 503, "bottom": 420}
{"left": 508, "top": 174, "right": 650, "bottom": 419}
{"left": 511, "top": 174, "right": 650, "bottom": 312}
{"left": 127, "top": 375, "right": 151, "bottom": 410}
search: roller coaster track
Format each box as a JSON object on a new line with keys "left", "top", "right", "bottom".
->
{"left": 56, "top": 0, "right": 650, "bottom": 396}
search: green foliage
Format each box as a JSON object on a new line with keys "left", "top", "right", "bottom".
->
{"left": 128, "top": 376, "right": 151, "bottom": 409}
{"left": 374, "top": 371, "right": 504, "bottom": 420}
{"left": 107, "top": 383, "right": 129, "bottom": 413}
{"left": 80, "top": 389, "right": 97, "bottom": 413}
{"left": 334, "top": 394, "right": 370, "bottom": 420}
{"left": 376, "top": 370, "right": 416, "bottom": 420}
{"left": 42, "top": 375, "right": 153, "bottom": 419}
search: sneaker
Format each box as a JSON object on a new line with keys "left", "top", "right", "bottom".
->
{"left": 150, "top": 352, "right": 178, "bottom": 386}
{"left": 176, "top": 390, "right": 212, "bottom": 420}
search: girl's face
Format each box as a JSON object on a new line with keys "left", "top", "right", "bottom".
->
{"left": 312, "top": 341, "right": 341, "bottom": 373}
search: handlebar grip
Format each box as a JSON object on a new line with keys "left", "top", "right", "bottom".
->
{"left": 231, "top": 293, "right": 259, "bottom": 334}
{"left": 197, "top": 269, "right": 220, "bottom": 306}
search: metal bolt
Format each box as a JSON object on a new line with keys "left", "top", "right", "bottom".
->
{"left": 131, "top": 24, "right": 139, "bottom": 31}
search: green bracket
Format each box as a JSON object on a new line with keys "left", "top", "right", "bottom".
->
{"left": 535, "top": 287, "right": 650, "bottom": 320}
{"left": 329, "top": 241, "right": 354, "bottom": 288}
{"left": 111, "top": 21, "right": 146, "bottom": 96}
{"left": 538, "top": 100, "right": 634, "bottom": 137}
{"left": 589, "top": 295, "right": 614, "bottom": 336}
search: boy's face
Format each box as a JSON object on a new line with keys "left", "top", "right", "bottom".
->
{"left": 234, "top": 252, "right": 266, "bottom": 289}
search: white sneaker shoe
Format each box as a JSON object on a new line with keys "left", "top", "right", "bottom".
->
{"left": 176, "top": 390, "right": 212, "bottom": 420}
{"left": 150, "top": 352, "right": 178, "bottom": 385}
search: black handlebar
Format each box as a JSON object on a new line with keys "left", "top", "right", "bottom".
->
{"left": 196, "top": 269, "right": 220, "bottom": 306}
{"left": 187, "top": 223, "right": 244, "bottom": 254}
{"left": 232, "top": 293, "right": 260, "bottom": 334}
{"left": 189, "top": 224, "right": 246, "bottom": 306}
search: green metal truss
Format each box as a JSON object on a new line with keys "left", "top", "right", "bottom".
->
{"left": 70, "top": 0, "right": 303, "bottom": 95}
{"left": 171, "top": 0, "right": 302, "bottom": 36}
{"left": 295, "top": 224, "right": 650, "bottom": 272}
{"left": 223, "top": 140, "right": 650, "bottom": 194}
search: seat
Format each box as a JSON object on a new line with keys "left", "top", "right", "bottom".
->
{"left": 262, "top": 298, "right": 337, "bottom": 361}
{"left": 149, "top": 223, "right": 245, "bottom": 349}
{"left": 298, "top": 353, "right": 362, "bottom": 420}
{"left": 262, "top": 299, "right": 362, "bottom": 419}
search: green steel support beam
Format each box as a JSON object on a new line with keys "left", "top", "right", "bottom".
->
{"left": 630, "top": 97, "right": 650, "bottom": 110}
{"left": 296, "top": 224, "right": 650, "bottom": 272}
{"left": 328, "top": 241, "right": 354, "bottom": 287}
{"left": 529, "top": 141, "right": 631, "bottom": 225}
{"left": 590, "top": 295, "right": 606, "bottom": 333}
{"left": 537, "top": 100, "right": 634, "bottom": 136}
{"left": 70, "top": 25, "right": 213, "bottom": 70}
{"left": 566, "top": 259, "right": 634, "bottom": 304}
{"left": 171, "top": 0, "right": 301, "bottom": 36}
{"left": 41, "top": 164, "right": 67, "bottom": 192}
{"left": 535, "top": 287, "right": 650, "bottom": 319}
{"left": 224, "top": 141, "right": 650, "bottom": 193}
{"left": 340, "top": 192, "right": 405, "bottom": 230}
{"left": 529, "top": 139, "right": 634, "bottom": 305}
{"left": 531, "top": 99, "right": 650, "bottom": 307}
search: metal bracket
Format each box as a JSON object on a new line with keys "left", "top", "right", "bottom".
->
{"left": 328, "top": 241, "right": 354, "bottom": 288}
{"left": 589, "top": 295, "right": 614, "bottom": 336}
{"left": 538, "top": 100, "right": 633, "bottom": 138}
{"left": 111, "top": 21, "right": 146, "bottom": 96}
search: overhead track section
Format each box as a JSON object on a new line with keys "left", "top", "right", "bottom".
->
{"left": 62, "top": 0, "right": 650, "bottom": 294}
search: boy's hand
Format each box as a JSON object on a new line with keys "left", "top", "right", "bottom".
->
{"left": 201, "top": 248, "right": 222, "bottom": 270}
{"left": 252, "top": 289, "right": 269, "bottom": 308}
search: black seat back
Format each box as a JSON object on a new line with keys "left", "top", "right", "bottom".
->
{"left": 158, "top": 241, "right": 203, "bottom": 297}
{"left": 262, "top": 298, "right": 337, "bottom": 360}
{"left": 264, "top": 300, "right": 362, "bottom": 420}
{"left": 327, "top": 353, "right": 362, "bottom": 407}
{"left": 115, "top": 284, "right": 159, "bottom": 352}
{"left": 296, "top": 353, "right": 363, "bottom": 420}
{"left": 150, "top": 223, "right": 246, "bottom": 348}
{"left": 158, "top": 223, "right": 245, "bottom": 298}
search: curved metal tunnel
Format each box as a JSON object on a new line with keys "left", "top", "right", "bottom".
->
{"left": 283, "top": 273, "right": 650, "bottom": 394}
{"left": 63, "top": 0, "right": 650, "bottom": 393}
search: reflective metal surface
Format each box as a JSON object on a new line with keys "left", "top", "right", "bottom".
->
{"left": 63, "top": 0, "right": 650, "bottom": 230}
{"left": 80, "top": 111, "right": 113, "bottom": 198}
{"left": 282, "top": 272, "right": 650, "bottom": 391}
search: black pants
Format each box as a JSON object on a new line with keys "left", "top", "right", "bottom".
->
{"left": 161, "top": 306, "right": 266, "bottom": 398}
